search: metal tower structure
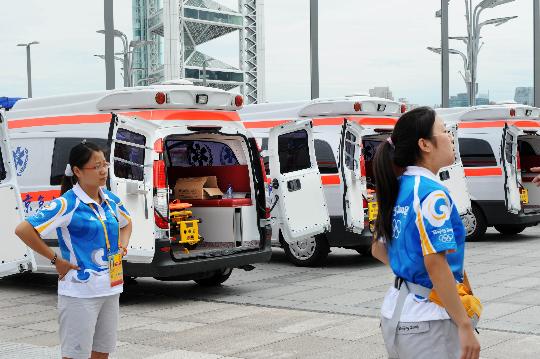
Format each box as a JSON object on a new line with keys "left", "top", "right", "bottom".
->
{"left": 132, "top": 0, "right": 264, "bottom": 103}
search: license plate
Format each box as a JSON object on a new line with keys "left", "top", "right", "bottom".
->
{"left": 368, "top": 201, "right": 378, "bottom": 221}
{"left": 521, "top": 188, "right": 529, "bottom": 204}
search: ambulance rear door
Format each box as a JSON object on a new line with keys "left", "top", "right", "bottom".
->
{"left": 108, "top": 113, "right": 159, "bottom": 263}
{"left": 0, "top": 109, "right": 36, "bottom": 277}
{"left": 502, "top": 124, "right": 523, "bottom": 214}
{"left": 338, "top": 119, "right": 366, "bottom": 233}
{"left": 438, "top": 123, "right": 472, "bottom": 216}
{"left": 268, "top": 120, "right": 331, "bottom": 242}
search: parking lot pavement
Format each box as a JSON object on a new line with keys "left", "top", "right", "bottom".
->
{"left": 0, "top": 227, "right": 539, "bottom": 358}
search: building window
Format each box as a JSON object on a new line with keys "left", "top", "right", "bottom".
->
{"left": 458, "top": 138, "right": 497, "bottom": 167}
{"left": 50, "top": 138, "right": 110, "bottom": 185}
{"left": 113, "top": 129, "right": 146, "bottom": 181}
{"left": 278, "top": 130, "right": 311, "bottom": 174}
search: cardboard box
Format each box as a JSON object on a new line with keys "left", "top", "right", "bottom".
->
{"left": 174, "top": 176, "right": 224, "bottom": 200}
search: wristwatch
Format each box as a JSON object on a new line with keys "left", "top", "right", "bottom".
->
{"left": 50, "top": 252, "right": 58, "bottom": 265}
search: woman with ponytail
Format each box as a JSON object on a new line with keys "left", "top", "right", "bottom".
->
{"left": 372, "top": 107, "right": 480, "bottom": 359}
{"left": 15, "top": 141, "right": 132, "bottom": 359}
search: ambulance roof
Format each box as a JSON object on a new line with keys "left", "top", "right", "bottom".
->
{"left": 9, "top": 83, "right": 241, "bottom": 120}
{"left": 436, "top": 104, "right": 540, "bottom": 123}
{"left": 239, "top": 95, "right": 402, "bottom": 121}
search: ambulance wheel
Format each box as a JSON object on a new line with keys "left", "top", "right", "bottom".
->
{"left": 494, "top": 224, "right": 527, "bottom": 235}
{"left": 467, "top": 204, "right": 487, "bottom": 242}
{"left": 281, "top": 233, "right": 329, "bottom": 267}
{"left": 355, "top": 246, "right": 372, "bottom": 257}
{"left": 194, "top": 268, "right": 233, "bottom": 286}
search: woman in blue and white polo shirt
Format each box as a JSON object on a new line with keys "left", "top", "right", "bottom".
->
{"left": 15, "top": 141, "right": 132, "bottom": 359}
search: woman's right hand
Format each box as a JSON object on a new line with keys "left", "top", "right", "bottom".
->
{"left": 458, "top": 323, "right": 480, "bottom": 359}
{"left": 55, "top": 258, "right": 80, "bottom": 280}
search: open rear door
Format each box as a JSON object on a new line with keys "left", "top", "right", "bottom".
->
{"left": 0, "top": 109, "right": 36, "bottom": 277}
{"left": 438, "top": 123, "right": 472, "bottom": 216}
{"left": 108, "top": 113, "right": 159, "bottom": 263}
{"left": 502, "top": 124, "right": 523, "bottom": 214}
{"left": 268, "top": 120, "right": 330, "bottom": 243}
{"left": 339, "top": 119, "right": 366, "bottom": 233}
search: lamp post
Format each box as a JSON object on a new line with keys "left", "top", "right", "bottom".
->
{"left": 428, "top": 46, "right": 471, "bottom": 101}
{"left": 97, "top": 29, "right": 129, "bottom": 87}
{"left": 16, "top": 41, "right": 39, "bottom": 98}
{"left": 310, "top": 0, "right": 319, "bottom": 100}
{"left": 535, "top": 0, "right": 540, "bottom": 106}
{"left": 466, "top": 0, "right": 517, "bottom": 105}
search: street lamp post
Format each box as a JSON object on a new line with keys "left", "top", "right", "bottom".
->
{"left": 17, "top": 41, "right": 39, "bottom": 98}
{"left": 428, "top": 46, "right": 471, "bottom": 102}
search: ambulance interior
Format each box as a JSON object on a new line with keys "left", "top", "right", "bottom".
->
{"left": 361, "top": 132, "right": 391, "bottom": 191}
{"left": 162, "top": 133, "right": 262, "bottom": 257}
{"left": 517, "top": 133, "right": 540, "bottom": 213}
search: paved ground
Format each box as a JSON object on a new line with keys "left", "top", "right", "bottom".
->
{"left": 0, "top": 227, "right": 539, "bottom": 358}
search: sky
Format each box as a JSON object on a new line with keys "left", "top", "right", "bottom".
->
{"left": 0, "top": 0, "right": 534, "bottom": 106}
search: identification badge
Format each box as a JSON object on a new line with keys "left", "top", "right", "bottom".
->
{"left": 108, "top": 252, "right": 124, "bottom": 287}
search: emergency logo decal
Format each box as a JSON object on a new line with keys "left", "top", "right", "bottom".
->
{"left": 220, "top": 146, "right": 237, "bottom": 165}
{"left": 421, "top": 190, "right": 451, "bottom": 227}
{"left": 12, "top": 146, "right": 29, "bottom": 176}
{"left": 188, "top": 142, "right": 213, "bottom": 166}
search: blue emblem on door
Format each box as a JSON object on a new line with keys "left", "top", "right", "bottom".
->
{"left": 13, "top": 146, "right": 29, "bottom": 176}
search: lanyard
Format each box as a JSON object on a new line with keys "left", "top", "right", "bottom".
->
{"left": 88, "top": 200, "right": 120, "bottom": 255}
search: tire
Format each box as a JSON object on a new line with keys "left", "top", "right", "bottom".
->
{"left": 281, "top": 233, "right": 329, "bottom": 267}
{"left": 194, "top": 268, "right": 233, "bottom": 286}
{"left": 355, "top": 246, "right": 372, "bottom": 257}
{"left": 494, "top": 224, "right": 527, "bottom": 235}
{"left": 466, "top": 204, "right": 487, "bottom": 242}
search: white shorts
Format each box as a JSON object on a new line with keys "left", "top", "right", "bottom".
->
{"left": 58, "top": 294, "right": 120, "bottom": 359}
{"left": 381, "top": 317, "right": 460, "bottom": 359}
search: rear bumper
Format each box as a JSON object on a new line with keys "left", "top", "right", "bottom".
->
{"left": 476, "top": 200, "right": 540, "bottom": 226}
{"left": 326, "top": 216, "right": 372, "bottom": 249}
{"left": 124, "top": 226, "right": 272, "bottom": 279}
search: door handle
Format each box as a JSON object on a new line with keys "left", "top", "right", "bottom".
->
{"left": 287, "top": 179, "right": 301, "bottom": 192}
{"left": 272, "top": 178, "right": 279, "bottom": 189}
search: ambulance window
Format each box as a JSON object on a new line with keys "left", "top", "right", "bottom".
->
{"left": 315, "top": 140, "right": 338, "bottom": 174}
{"left": 344, "top": 131, "right": 357, "bottom": 170}
{"left": 114, "top": 129, "right": 146, "bottom": 181}
{"left": 50, "top": 138, "right": 110, "bottom": 185}
{"left": 458, "top": 138, "right": 497, "bottom": 167}
{"left": 0, "top": 148, "right": 6, "bottom": 181}
{"left": 165, "top": 140, "right": 239, "bottom": 167}
{"left": 261, "top": 138, "right": 270, "bottom": 175}
{"left": 278, "top": 130, "right": 311, "bottom": 174}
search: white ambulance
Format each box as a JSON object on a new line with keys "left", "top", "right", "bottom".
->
{"left": 5, "top": 82, "right": 330, "bottom": 285}
{"left": 0, "top": 108, "right": 36, "bottom": 278}
{"left": 437, "top": 104, "right": 540, "bottom": 240}
{"left": 240, "top": 97, "right": 473, "bottom": 266}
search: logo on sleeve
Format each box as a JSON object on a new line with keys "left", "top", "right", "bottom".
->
{"left": 421, "top": 190, "right": 450, "bottom": 227}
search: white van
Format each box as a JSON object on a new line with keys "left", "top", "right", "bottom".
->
{"left": 6, "top": 82, "right": 331, "bottom": 285}
{"left": 0, "top": 108, "right": 37, "bottom": 278}
{"left": 241, "top": 97, "right": 472, "bottom": 266}
{"left": 437, "top": 104, "right": 540, "bottom": 240}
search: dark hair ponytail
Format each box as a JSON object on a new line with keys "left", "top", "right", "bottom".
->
{"left": 60, "top": 141, "right": 104, "bottom": 195}
{"left": 373, "top": 106, "right": 437, "bottom": 242}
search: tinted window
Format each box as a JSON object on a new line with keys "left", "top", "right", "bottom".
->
{"left": 278, "top": 130, "right": 311, "bottom": 174}
{"left": 458, "top": 138, "right": 497, "bottom": 167}
{"left": 113, "top": 129, "right": 146, "bottom": 181}
{"left": 166, "top": 140, "right": 239, "bottom": 167}
{"left": 50, "top": 138, "right": 110, "bottom": 185}
{"left": 0, "top": 147, "right": 6, "bottom": 181}
{"left": 344, "top": 131, "right": 357, "bottom": 170}
{"left": 315, "top": 140, "right": 338, "bottom": 174}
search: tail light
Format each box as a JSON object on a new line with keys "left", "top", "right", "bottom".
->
{"left": 234, "top": 95, "right": 244, "bottom": 107}
{"left": 353, "top": 102, "right": 362, "bottom": 112}
{"left": 400, "top": 104, "right": 407, "bottom": 113}
{"left": 517, "top": 150, "right": 521, "bottom": 171}
{"left": 510, "top": 108, "right": 516, "bottom": 117}
{"left": 153, "top": 160, "right": 169, "bottom": 229}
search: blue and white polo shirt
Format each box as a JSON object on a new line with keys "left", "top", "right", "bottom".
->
{"left": 381, "top": 166, "right": 466, "bottom": 322}
{"left": 27, "top": 184, "right": 131, "bottom": 298}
